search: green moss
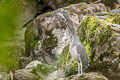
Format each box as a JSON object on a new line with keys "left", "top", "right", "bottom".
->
{"left": 77, "top": 15, "right": 117, "bottom": 68}
{"left": 32, "top": 39, "right": 39, "bottom": 47}
{"left": 31, "top": 63, "right": 57, "bottom": 76}
{"left": 25, "top": 23, "right": 39, "bottom": 56}
{"left": 65, "top": 61, "right": 78, "bottom": 76}
{"left": 44, "top": 11, "right": 51, "bottom": 17}
{"left": 104, "top": 13, "right": 120, "bottom": 24}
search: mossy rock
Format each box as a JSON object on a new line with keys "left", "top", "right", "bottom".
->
{"left": 77, "top": 14, "right": 120, "bottom": 69}
{"left": 43, "top": 29, "right": 58, "bottom": 54}
{"left": 24, "top": 21, "right": 42, "bottom": 57}
{"left": 101, "top": 13, "right": 120, "bottom": 24}
{"left": 67, "top": 72, "right": 108, "bottom": 80}
{"left": 31, "top": 62, "right": 57, "bottom": 76}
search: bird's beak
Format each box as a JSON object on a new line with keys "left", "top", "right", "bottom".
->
{"left": 54, "top": 12, "right": 61, "bottom": 16}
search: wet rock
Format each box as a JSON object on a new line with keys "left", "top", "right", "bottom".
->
{"left": 14, "top": 69, "right": 39, "bottom": 80}
{"left": 67, "top": 72, "right": 108, "bottom": 80}
{"left": 0, "top": 72, "right": 10, "bottom": 80}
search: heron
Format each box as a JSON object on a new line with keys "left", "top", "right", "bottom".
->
{"left": 55, "top": 11, "right": 89, "bottom": 75}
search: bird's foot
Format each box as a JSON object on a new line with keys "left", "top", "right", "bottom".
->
{"left": 77, "top": 71, "right": 82, "bottom": 76}
{"left": 76, "top": 73, "right": 82, "bottom": 77}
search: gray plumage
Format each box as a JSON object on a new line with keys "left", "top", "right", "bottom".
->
{"left": 55, "top": 11, "right": 89, "bottom": 75}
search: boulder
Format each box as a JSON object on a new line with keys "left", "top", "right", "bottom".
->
{"left": 14, "top": 69, "right": 39, "bottom": 80}
{"left": 78, "top": 13, "right": 120, "bottom": 69}
{"left": 67, "top": 72, "right": 108, "bottom": 80}
{"left": 24, "top": 2, "right": 106, "bottom": 62}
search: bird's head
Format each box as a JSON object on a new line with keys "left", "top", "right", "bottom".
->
{"left": 55, "top": 11, "right": 67, "bottom": 20}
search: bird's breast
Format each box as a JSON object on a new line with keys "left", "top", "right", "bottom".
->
{"left": 69, "top": 45, "right": 80, "bottom": 61}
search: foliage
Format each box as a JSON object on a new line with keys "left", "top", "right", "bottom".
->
{"left": 0, "top": 0, "right": 19, "bottom": 72}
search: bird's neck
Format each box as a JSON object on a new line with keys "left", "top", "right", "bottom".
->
{"left": 64, "top": 14, "right": 79, "bottom": 40}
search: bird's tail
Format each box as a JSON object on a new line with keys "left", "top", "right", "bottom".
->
{"left": 85, "top": 64, "right": 90, "bottom": 69}
{"left": 78, "top": 54, "right": 89, "bottom": 69}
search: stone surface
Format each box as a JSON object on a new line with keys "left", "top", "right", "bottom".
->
{"left": 0, "top": 72, "right": 10, "bottom": 80}
{"left": 14, "top": 69, "right": 39, "bottom": 80}
{"left": 78, "top": 13, "right": 120, "bottom": 67}
{"left": 46, "top": 69, "right": 65, "bottom": 80}
{"left": 67, "top": 72, "right": 108, "bottom": 80}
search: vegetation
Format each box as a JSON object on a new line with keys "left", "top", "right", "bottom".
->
{"left": 0, "top": 0, "right": 19, "bottom": 72}
{"left": 78, "top": 15, "right": 120, "bottom": 69}
{"left": 0, "top": 0, "right": 120, "bottom": 80}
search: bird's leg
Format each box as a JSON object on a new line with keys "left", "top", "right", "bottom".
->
{"left": 65, "top": 58, "right": 68, "bottom": 72}
{"left": 77, "top": 56, "right": 83, "bottom": 75}
{"left": 65, "top": 52, "right": 70, "bottom": 72}
{"left": 78, "top": 61, "right": 80, "bottom": 74}
{"left": 79, "top": 57, "right": 83, "bottom": 75}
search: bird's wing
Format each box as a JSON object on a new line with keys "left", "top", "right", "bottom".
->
{"left": 76, "top": 44, "right": 88, "bottom": 67}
